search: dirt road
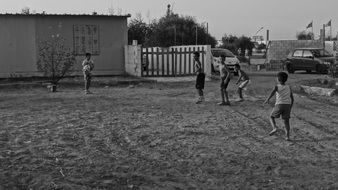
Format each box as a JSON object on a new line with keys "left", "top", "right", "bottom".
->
{"left": 0, "top": 74, "right": 337, "bottom": 189}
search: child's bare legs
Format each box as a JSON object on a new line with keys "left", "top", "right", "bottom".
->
{"left": 269, "top": 116, "right": 278, "bottom": 135}
{"left": 237, "top": 87, "right": 243, "bottom": 100}
{"left": 283, "top": 118, "right": 290, "bottom": 140}
{"left": 219, "top": 89, "right": 230, "bottom": 105}
{"left": 196, "top": 89, "right": 204, "bottom": 103}
{"left": 221, "top": 89, "right": 225, "bottom": 103}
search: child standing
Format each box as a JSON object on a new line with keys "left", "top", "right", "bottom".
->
{"left": 218, "top": 55, "right": 231, "bottom": 106}
{"left": 234, "top": 64, "right": 250, "bottom": 101}
{"left": 193, "top": 52, "right": 205, "bottom": 104}
{"left": 263, "top": 72, "right": 294, "bottom": 141}
{"left": 82, "top": 53, "right": 94, "bottom": 94}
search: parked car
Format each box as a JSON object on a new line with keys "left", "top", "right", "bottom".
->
{"left": 285, "top": 48, "right": 336, "bottom": 74}
{"left": 211, "top": 48, "right": 240, "bottom": 74}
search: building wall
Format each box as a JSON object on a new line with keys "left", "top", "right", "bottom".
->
{"left": 0, "top": 16, "right": 37, "bottom": 77}
{"left": 267, "top": 40, "right": 323, "bottom": 62}
{"left": 0, "top": 15, "right": 128, "bottom": 78}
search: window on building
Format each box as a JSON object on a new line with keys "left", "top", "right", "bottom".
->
{"left": 73, "top": 25, "right": 100, "bottom": 55}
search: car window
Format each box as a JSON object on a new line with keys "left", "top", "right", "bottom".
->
{"left": 303, "top": 50, "right": 313, "bottom": 58}
{"left": 310, "top": 49, "right": 333, "bottom": 57}
{"left": 293, "top": 50, "right": 303, "bottom": 57}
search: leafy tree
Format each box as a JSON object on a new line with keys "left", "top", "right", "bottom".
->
{"left": 128, "top": 14, "right": 152, "bottom": 45}
{"left": 21, "top": 7, "right": 30, "bottom": 14}
{"left": 128, "top": 9, "right": 217, "bottom": 47}
{"left": 296, "top": 31, "right": 314, "bottom": 40}
{"left": 219, "top": 34, "right": 239, "bottom": 54}
{"left": 237, "top": 36, "right": 255, "bottom": 56}
{"left": 37, "top": 36, "right": 76, "bottom": 91}
{"left": 219, "top": 34, "right": 255, "bottom": 56}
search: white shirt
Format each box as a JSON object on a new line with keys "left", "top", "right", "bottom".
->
{"left": 275, "top": 84, "right": 292, "bottom": 105}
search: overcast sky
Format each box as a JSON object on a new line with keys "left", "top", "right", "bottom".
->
{"left": 1, "top": 0, "right": 338, "bottom": 40}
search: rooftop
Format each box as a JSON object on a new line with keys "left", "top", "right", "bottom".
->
{"left": 0, "top": 13, "right": 131, "bottom": 18}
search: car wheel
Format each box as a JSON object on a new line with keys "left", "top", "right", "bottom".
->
{"left": 306, "top": 69, "right": 311, "bottom": 74}
{"left": 286, "top": 64, "right": 294, "bottom": 74}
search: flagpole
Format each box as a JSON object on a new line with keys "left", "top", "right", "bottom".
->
{"left": 330, "top": 20, "right": 332, "bottom": 41}
{"left": 312, "top": 20, "right": 313, "bottom": 39}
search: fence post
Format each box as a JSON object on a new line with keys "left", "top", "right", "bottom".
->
{"left": 188, "top": 47, "right": 192, "bottom": 75}
{"left": 156, "top": 47, "right": 160, "bottom": 76}
{"left": 204, "top": 45, "right": 212, "bottom": 77}
{"left": 145, "top": 48, "right": 149, "bottom": 77}
{"left": 151, "top": 47, "right": 154, "bottom": 76}
{"left": 167, "top": 49, "right": 170, "bottom": 76}
{"left": 162, "top": 48, "right": 165, "bottom": 76}
{"left": 124, "top": 45, "right": 142, "bottom": 77}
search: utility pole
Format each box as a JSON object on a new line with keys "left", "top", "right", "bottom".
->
{"left": 206, "top": 23, "right": 209, "bottom": 44}
{"left": 195, "top": 26, "right": 198, "bottom": 45}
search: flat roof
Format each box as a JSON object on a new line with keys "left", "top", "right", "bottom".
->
{"left": 0, "top": 13, "right": 131, "bottom": 18}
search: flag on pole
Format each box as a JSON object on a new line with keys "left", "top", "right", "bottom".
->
{"left": 306, "top": 21, "right": 313, "bottom": 29}
{"left": 325, "top": 20, "right": 331, "bottom": 27}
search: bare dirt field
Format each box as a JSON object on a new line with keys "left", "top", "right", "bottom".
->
{"left": 1, "top": 74, "right": 338, "bottom": 190}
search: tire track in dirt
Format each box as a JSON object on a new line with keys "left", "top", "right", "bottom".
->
{"left": 230, "top": 96, "right": 338, "bottom": 160}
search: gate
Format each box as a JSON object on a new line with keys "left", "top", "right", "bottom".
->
{"left": 141, "top": 46, "right": 205, "bottom": 77}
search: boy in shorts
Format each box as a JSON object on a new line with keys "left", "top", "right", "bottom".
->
{"left": 193, "top": 52, "right": 205, "bottom": 104}
{"left": 263, "top": 72, "right": 294, "bottom": 141}
{"left": 234, "top": 64, "right": 250, "bottom": 101}
{"left": 82, "top": 53, "right": 94, "bottom": 94}
{"left": 218, "top": 55, "right": 231, "bottom": 106}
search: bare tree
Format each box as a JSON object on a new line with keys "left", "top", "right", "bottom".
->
{"left": 37, "top": 36, "right": 76, "bottom": 91}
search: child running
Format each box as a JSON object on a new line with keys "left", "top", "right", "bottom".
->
{"left": 218, "top": 55, "right": 231, "bottom": 106}
{"left": 193, "top": 52, "right": 205, "bottom": 104}
{"left": 234, "top": 64, "right": 250, "bottom": 101}
{"left": 263, "top": 72, "right": 294, "bottom": 141}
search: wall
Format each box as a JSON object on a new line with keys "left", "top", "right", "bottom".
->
{"left": 125, "top": 45, "right": 142, "bottom": 77}
{"left": 0, "top": 16, "right": 37, "bottom": 77}
{"left": 266, "top": 40, "right": 323, "bottom": 62}
{"left": 0, "top": 14, "right": 128, "bottom": 78}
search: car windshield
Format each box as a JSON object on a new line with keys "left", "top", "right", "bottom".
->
{"left": 310, "top": 49, "right": 333, "bottom": 57}
{"left": 211, "top": 49, "right": 235, "bottom": 57}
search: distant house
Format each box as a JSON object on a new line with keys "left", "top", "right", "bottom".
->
{"left": 0, "top": 13, "right": 130, "bottom": 78}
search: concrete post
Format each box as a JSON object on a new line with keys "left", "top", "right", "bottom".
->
{"left": 125, "top": 45, "right": 142, "bottom": 77}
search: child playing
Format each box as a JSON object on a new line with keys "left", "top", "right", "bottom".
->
{"left": 234, "top": 64, "right": 250, "bottom": 101}
{"left": 218, "top": 55, "right": 231, "bottom": 106}
{"left": 82, "top": 53, "right": 94, "bottom": 94}
{"left": 193, "top": 52, "right": 205, "bottom": 104}
{"left": 263, "top": 72, "right": 294, "bottom": 141}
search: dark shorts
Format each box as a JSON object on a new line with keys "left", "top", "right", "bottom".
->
{"left": 271, "top": 104, "right": 292, "bottom": 119}
{"left": 196, "top": 73, "right": 205, "bottom": 89}
{"left": 84, "top": 73, "right": 92, "bottom": 81}
{"left": 220, "top": 79, "right": 230, "bottom": 90}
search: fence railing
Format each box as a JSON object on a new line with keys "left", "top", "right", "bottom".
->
{"left": 141, "top": 46, "right": 206, "bottom": 77}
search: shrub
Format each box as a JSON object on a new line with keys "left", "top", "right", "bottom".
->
{"left": 37, "top": 36, "right": 76, "bottom": 86}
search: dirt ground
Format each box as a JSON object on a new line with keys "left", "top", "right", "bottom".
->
{"left": 0, "top": 73, "right": 338, "bottom": 190}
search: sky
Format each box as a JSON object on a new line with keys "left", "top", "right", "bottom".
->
{"left": 1, "top": 0, "right": 338, "bottom": 41}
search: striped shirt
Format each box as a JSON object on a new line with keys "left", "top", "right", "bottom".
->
{"left": 275, "top": 84, "right": 292, "bottom": 105}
